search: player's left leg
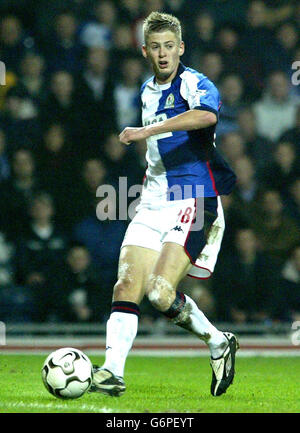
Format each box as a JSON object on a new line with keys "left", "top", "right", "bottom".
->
{"left": 146, "top": 241, "right": 229, "bottom": 359}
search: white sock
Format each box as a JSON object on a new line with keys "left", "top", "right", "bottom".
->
{"left": 175, "top": 294, "right": 228, "bottom": 359}
{"left": 102, "top": 312, "right": 138, "bottom": 378}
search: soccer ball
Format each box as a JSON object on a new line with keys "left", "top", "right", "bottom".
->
{"left": 42, "top": 347, "right": 93, "bottom": 399}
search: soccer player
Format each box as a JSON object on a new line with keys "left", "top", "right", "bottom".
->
{"left": 91, "top": 12, "right": 239, "bottom": 397}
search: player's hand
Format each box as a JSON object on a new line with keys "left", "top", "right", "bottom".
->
{"left": 119, "top": 126, "right": 150, "bottom": 145}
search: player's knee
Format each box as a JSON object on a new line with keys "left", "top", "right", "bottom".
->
{"left": 147, "top": 287, "right": 164, "bottom": 310}
{"left": 113, "top": 279, "right": 133, "bottom": 301}
{"left": 147, "top": 274, "right": 175, "bottom": 312}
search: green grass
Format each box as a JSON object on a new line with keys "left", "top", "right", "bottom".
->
{"left": 0, "top": 355, "right": 299, "bottom": 413}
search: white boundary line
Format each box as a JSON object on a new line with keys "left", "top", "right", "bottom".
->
{"left": 0, "top": 401, "right": 114, "bottom": 413}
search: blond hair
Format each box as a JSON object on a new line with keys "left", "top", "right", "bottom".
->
{"left": 143, "top": 11, "right": 182, "bottom": 45}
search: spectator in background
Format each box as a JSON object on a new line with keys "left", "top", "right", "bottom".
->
{"left": 48, "top": 243, "right": 105, "bottom": 322}
{"left": 114, "top": 57, "right": 143, "bottom": 131}
{"left": 259, "top": 141, "right": 300, "bottom": 195}
{"left": 189, "top": 12, "right": 216, "bottom": 67}
{"left": 194, "top": 11, "right": 216, "bottom": 51}
{"left": 240, "top": 1, "right": 278, "bottom": 80}
{"left": 215, "top": 23, "right": 261, "bottom": 102}
{"left": 164, "top": 0, "right": 193, "bottom": 20}
{"left": 275, "top": 21, "right": 299, "bottom": 72}
{"left": 0, "top": 229, "right": 15, "bottom": 288}
{"left": 251, "top": 190, "right": 300, "bottom": 265}
{"left": 36, "top": 123, "right": 76, "bottom": 207}
{"left": 40, "top": 70, "right": 80, "bottom": 142}
{"left": 0, "top": 85, "right": 40, "bottom": 151}
{"left": 253, "top": 70, "right": 300, "bottom": 142}
{"left": 32, "top": 0, "right": 93, "bottom": 42}
{"left": 237, "top": 107, "right": 273, "bottom": 169}
{"left": 15, "top": 192, "right": 68, "bottom": 321}
{"left": 279, "top": 105, "right": 300, "bottom": 158}
{"left": 101, "top": 132, "right": 127, "bottom": 181}
{"left": 196, "top": 0, "right": 248, "bottom": 27}
{"left": 293, "top": 3, "right": 300, "bottom": 28}
{"left": 215, "top": 24, "right": 241, "bottom": 73}
{"left": 79, "top": 0, "right": 117, "bottom": 49}
{"left": 231, "top": 156, "right": 263, "bottom": 219}
{"left": 198, "top": 51, "right": 224, "bottom": 86}
{"left": 73, "top": 191, "right": 127, "bottom": 297}
{"left": 119, "top": 0, "right": 141, "bottom": 21}
{"left": 75, "top": 47, "right": 117, "bottom": 148}
{"left": 0, "top": 15, "right": 35, "bottom": 74}
{"left": 220, "top": 194, "right": 250, "bottom": 252}
{"left": 63, "top": 157, "right": 109, "bottom": 229}
{"left": 18, "top": 52, "right": 47, "bottom": 107}
{"left": 110, "top": 23, "right": 139, "bottom": 71}
{"left": 276, "top": 244, "right": 300, "bottom": 322}
{"left": 0, "top": 232, "right": 34, "bottom": 322}
{"left": 264, "top": 1, "right": 295, "bottom": 28}
{"left": 0, "top": 148, "right": 44, "bottom": 240}
{"left": 286, "top": 178, "right": 300, "bottom": 226}
{"left": 217, "top": 73, "right": 245, "bottom": 137}
{"left": 43, "top": 12, "right": 82, "bottom": 73}
{"left": 213, "top": 228, "right": 279, "bottom": 323}
{"left": 219, "top": 131, "right": 246, "bottom": 166}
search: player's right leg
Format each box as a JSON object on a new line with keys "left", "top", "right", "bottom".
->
{"left": 145, "top": 197, "right": 239, "bottom": 397}
{"left": 91, "top": 245, "right": 159, "bottom": 396}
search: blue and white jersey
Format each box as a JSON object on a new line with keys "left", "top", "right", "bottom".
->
{"left": 140, "top": 63, "right": 236, "bottom": 203}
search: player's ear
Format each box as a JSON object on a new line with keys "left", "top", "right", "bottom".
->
{"left": 142, "top": 45, "right": 148, "bottom": 59}
{"left": 179, "top": 41, "right": 185, "bottom": 57}
{"left": 142, "top": 45, "right": 147, "bottom": 58}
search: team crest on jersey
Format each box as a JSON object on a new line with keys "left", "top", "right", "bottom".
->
{"left": 164, "top": 93, "right": 175, "bottom": 109}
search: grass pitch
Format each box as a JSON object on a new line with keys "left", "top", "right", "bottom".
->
{"left": 0, "top": 355, "right": 299, "bottom": 413}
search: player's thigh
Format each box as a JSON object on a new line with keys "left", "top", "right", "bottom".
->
{"left": 148, "top": 241, "right": 192, "bottom": 291}
{"left": 113, "top": 245, "right": 160, "bottom": 304}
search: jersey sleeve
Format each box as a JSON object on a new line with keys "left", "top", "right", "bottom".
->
{"left": 180, "top": 71, "right": 221, "bottom": 117}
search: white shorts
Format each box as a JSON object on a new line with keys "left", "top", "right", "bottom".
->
{"left": 121, "top": 196, "right": 225, "bottom": 279}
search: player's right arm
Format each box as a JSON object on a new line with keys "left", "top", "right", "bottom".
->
{"left": 119, "top": 109, "right": 216, "bottom": 145}
{"left": 119, "top": 71, "right": 220, "bottom": 146}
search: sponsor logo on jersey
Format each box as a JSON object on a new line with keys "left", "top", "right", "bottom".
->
{"left": 142, "top": 113, "right": 173, "bottom": 140}
{"left": 144, "top": 113, "right": 167, "bottom": 126}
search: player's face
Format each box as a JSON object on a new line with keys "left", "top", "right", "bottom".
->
{"left": 142, "top": 31, "right": 184, "bottom": 84}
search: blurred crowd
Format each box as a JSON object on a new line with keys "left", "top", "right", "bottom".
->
{"left": 0, "top": 0, "right": 299, "bottom": 325}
